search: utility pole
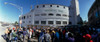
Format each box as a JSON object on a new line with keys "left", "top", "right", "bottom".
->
{"left": 4, "top": 2, "right": 23, "bottom": 28}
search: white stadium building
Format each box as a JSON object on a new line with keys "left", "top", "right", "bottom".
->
{"left": 19, "top": 0, "right": 81, "bottom": 27}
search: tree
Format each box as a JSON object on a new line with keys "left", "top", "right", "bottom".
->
{"left": 15, "top": 21, "right": 18, "bottom": 25}
{"left": 83, "top": 20, "right": 88, "bottom": 25}
{"left": 77, "top": 21, "right": 83, "bottom": 25}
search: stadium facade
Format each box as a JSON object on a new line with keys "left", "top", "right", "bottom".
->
{"left": 19, "top": 0, "right": 81, "bottom": 27}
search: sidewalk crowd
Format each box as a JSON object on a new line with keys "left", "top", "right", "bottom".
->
{"left": 2, "top": 25, "right": 100, "bottom": 42}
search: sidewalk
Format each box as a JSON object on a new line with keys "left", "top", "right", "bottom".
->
{"left": 0, "top": 26, "right": 6, "bottom": 42}
{"left": 24, "top": 37, "right": 38, "bottom": 42}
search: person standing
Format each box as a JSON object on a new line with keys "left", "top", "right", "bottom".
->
{"left": 5, "top": 28, "right": 9, "bottom": 42}
{"left": 8, "top": 27, "right": 12, "bottom": 42}
{"left": 23, "top": 27, "right": 27, "bottom": 42}
{"left": 67, "top": 33, "right": 75, "bottom": 42}
{"left": 54, "top": 30, "right": 59, "bottom": 42}
{"left": 83, "top": 34, "right": 93, "bottom": 42}
{"left": 97, "top": 33, "right": 100, "bottom": 42}
{"left": 27, "top": 27, "right": 32, "bottom": 42}
{"left": 12, "top": 30, "right": 18, "bottom": 42}
{"left": 39, "top": 30, "right": 45, "bottom": 42}
{"left": 44, "top": 30, "right": 51, "bottom": 42}
{"left": 58, "top": 29, "right": 63, "bottom": 42}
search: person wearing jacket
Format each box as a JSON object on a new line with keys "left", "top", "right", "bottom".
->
{"left": 68, "top": 33, "right": 75, "bottom": 42}
{"left": 39, "top": 30, "right": 45, "bottom": 42}
{"left": 54, "top": 30, "right": 60, "bottom": 42}
{"left": 44, "top": 30, "right": 51, "bottom": 42}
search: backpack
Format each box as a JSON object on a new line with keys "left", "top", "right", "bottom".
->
{"left": 14, "top": 37, "right": 18, "bottom": 40}
{"left": 55, "top": 32, "right": 59, "bottom": 39}
{"left": 12, "top": 32, "right": 17, "bottom": 37}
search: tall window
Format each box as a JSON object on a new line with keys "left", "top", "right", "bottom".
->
{"left": 50, "top": 5, "right": 52, "bottom": 7}
{"left": 37, "top": 6, "right": 39, "bottom": 8}
{"left": 48, "top": 13, "right": 53, "bottom": 16}
{"left": 63, "top": 21, "right": 67, "bottom": 24}
{"left": 22, "top": 17, "right": 23, "bottom": 19}
{"left": 29, "top": 21, "right": 31, "bottom": 23}
{"left": 56, "top": 14, "right": 61, "bottom": 16}
{"left": 69, "top": 7, "right": 70, "bottom": 10}
{"left": 56, "top": 21, "right": 61, "bottom": 24}
{"left": 35, "top": 21, "right": 39, "bottom": 24}
{"left": 41, "top": 21, "right": 46, "bottom": 24}
{"left": 48, "top": 21, "right": 53, "bottom": 24}
{"left": 27, "top": 16, "right": 29, "bottom": 18}
{"left": 24, "top": 16, "right": 25, "bottom": 19}
{"left": 41, "top": 13, "right": 46, "bottom": 16}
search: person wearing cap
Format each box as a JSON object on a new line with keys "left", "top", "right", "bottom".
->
{"left": 83, "top": 34, "right": 93, "bottom": 42}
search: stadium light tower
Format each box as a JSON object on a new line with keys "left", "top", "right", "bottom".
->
{"left": 4, "top": 2, "right": 23, "bottom": 28}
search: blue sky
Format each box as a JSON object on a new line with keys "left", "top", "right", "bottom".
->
{"left": 0, "top": 0, "right": 95, "bottom": 23}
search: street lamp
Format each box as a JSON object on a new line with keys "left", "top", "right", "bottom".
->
{"left": 4, "top": 2, "right": 23, "bottom": 28}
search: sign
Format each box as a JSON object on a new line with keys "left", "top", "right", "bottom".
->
{"left": 45, "top": 9, "right": 57, "bottom": 12}
{"left": 44, "top": 9, "right": 64, "bottom": 13}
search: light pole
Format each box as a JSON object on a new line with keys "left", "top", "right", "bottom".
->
{"left": 4, "top": 2, "right": 23, "bottom": 28}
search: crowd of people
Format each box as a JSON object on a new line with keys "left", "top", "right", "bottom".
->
{"left": 2, "top": 25, "right": 100, "bottom": 42}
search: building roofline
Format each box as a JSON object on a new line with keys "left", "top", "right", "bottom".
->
{"left": 35, "top": 4, "right": 68, "bottom": 7}
{"left": 88, "top": 1, "right": 96, "bottom": 17}
{"left": 22, "top": 4, "right": 68, "bottom": 16}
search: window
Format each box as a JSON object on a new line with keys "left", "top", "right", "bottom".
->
{"left": 29, "top": 21, "right": 31, "bottom": 23}
{"left": 69, "top": 22, "right": 72, "bottom": 25}
{"left": 41, "top": 21, "right": 46, "bottom": 24}
{"left": 35, "top": 21, "right": 39, "bottom": 24}
{"left": 57, "top": 5, "right": 59, "bottom": 7}
{"left": 30, "top": 15, "right": 31, "bottom": 17}
{"left": 48, "top": 21, "right": 53, "bottom": 24}
{"left": 50, "top": 5, "right": 52, "bottom": 7}
{"left": 56, "top": 21, "right": 61, "bottom": 24}
{"left": 56, "top": 14, "right": 61, "bottom": 16}
{"left": 22, "top": 17, "right": 23, "bottom": 19}
{"left": 69, "top": 7, "right": 70, "bottom": 10}
{"left": 37, "top": 6, "right": 39, "bottom": 8}
{"left": 43, "top": 5, "right": 45, "bottom": 7}
{"left": 35, "top": 14, "right": 39, "bottom": 16}
{"left": 63, "top": 14, "right": 67, "bottom": 17}
{"left": 41, "top": 13, "right": 46, "bottom": 16}
{"left": 64, "top": 6, "right": 65, "bottom": 9}
{"left": 24, "top": 16, "right": 25, "bottom": 19}
{"left": 27, "top": 16, "right": 29, "bottom": 18}
{"left": 48, "top": 13, "right": 53, "bottom": 16}
{"left": 23, "top": 21, "right": 25, "bottom": 23}
{"left": 63, "top": 21, "right": 67, "bottom": 24}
